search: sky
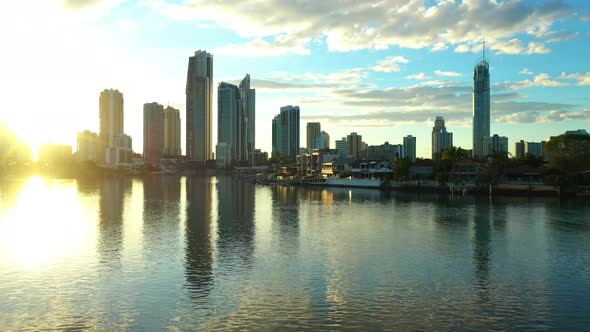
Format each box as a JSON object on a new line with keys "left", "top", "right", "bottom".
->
{"left": 1, "top": 0, "right": 590, "bottom": 158}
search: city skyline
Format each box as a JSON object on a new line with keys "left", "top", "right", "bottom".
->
{"left": 1, "top": 1, "right": 590, "bottom": 158}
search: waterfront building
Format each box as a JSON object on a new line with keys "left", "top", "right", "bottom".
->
{"left": 313, "top": 131, "right": 330, "bottom": 150}
{"left": 38, "top": 144, "right": 73, "bottom": 166}
{"left": 483, "top": 134, "right": 508, "bottom": 155}
{"left": 105, "top": 133, "right": 133, "bottom": 167}
{"left": 249, "top": 149, "right": 268, "bottom": 166}
{"left": 431, "top": 116, "right": 453, "bottom": 158}
{"left": 163, "top": 106, "right": 181, "bottom": 157}
{"left": 218, "top": 82, "right": 245, "bottom": 162}
{"left": 76, "top": 130, "right": 98, "bottom": 162}
{"left": 472, "top": 47, "right": 490, "bottom": 158}
{"left": 306, "top": 122, "right": 321, "bottom": 152}
{"left": 272, "top": 106, "right": 300, "bottom": 160}
{"left": 99, "top": 89, "right": 124, "bottom": 163}
{"left": 186, "top": 50, "right": 213, "bottom": 161}
{"left": 239, "top": 74, "right": 256, "bottom": 156}
{"left": 216, "top": 142, "right": 231, "bottom": 168}
{"left": 347, "top": 132, "right": 366, "bottom": 159}
{"left": 143, "top": 102, "right": 164, "bottom": 163}
{"left": 367, "top": 142, "right": 397, "bottom": 161}
{"left": 403, "top": 135, "right": 417, "bottom": 162}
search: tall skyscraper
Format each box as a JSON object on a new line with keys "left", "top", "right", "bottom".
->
{"left": 515, "top": 140, "right": 525, "bottom": 159}
{"left": 473, "top": 46, "right": 490, "bottom": 158}
{"left": 306, "top": 122, "right": 321, "bottom": 152}
{"left": 99, "top": 89, "right": 124, "bottom": 163}
{"left": 431, "top": 116, "right": 453, "bottom": 158}
{"left": 483, "top": 134, "right": 508, "bottom": 155}
{"left": 217, "top": 82, "right": 244, "bottom": 162}
{"left": 143, "top": 102, "right": 164, "bottom": 162}
{"left": 271, "top": 106, "right": 300, "bottom": 160}
{"left": 163, "top": 106, "right": 181, "bottom": 157}
{"left": 335, "top": 137, "right": 348, "bottom": 157}
{"left": 239, "top": 74, "right": 256, "bottom": 157}
{"left": 186, "top": 50, "right": 213, "bottom": 161}
{"left": 403, "top": 135, "right": 417, "bottom": 162}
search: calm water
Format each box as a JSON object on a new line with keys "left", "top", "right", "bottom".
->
{"left": 1, "top": 176, "right": 590, "bottom": 331}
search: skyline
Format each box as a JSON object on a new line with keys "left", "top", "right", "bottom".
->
{"left": 1, "top": 1, "right": 590, "bottom": 158}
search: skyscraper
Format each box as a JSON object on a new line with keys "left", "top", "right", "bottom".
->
{"left": 143, "top": 102, "right": 164, "bottom": 162}
{"left": 239, "top": 74, "right": 256, "bottom": 157}
{"left": 271, "top": 106, "right": 300, "bottom": 160}
{"left": 431, "top": 116, "right": 453, "bottom": 158}
{"left": 217, "top": 82, "right": 244, "bottom": 162}
{"left": 335, "top": 137, "right": 348, "bottom": 157}
{"left": 473, "top": 47, "right": 490, "bottom": 158}
{"left": 403, "top": 135, "right": 417, "bottom": 162}
{"left": 163, "top": 106, "right": 181, "bottom": 157}
{"left": 186, "top": 50, "right": 213, "bottom": 161}
{"left": 306, "top": 122, "right": 321, "bottom": 152}
{"left": 347, "top": 132, "right": 364, "bottom": 159}
{"left": 313, "top": 131, "right": 330, "bottom": 150}
{"left": 483, "top": 134, "right": 508, "bottom": 155}
{"left": 515, "top": 140, "right": 525, "bottom": 159}
{"left": 99, "top": 89, "right": 124, "bottom": 163}
{"left": 76, "top": 130, "right": 98, "bottom": 162}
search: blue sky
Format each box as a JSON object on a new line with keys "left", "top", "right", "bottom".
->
{"left": 1, "top": 0, "right": 589, "bottom": 157}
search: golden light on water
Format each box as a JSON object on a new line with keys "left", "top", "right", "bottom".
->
{"left": 0, "top": 178, "right": 94, "bottom": 269}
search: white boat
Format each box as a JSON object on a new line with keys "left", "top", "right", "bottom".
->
{"left": 324, "top": 178, "right": 385, "bottom": 188}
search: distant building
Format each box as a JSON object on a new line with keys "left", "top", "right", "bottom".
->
{"left": 335, "top": 137, "right": 348, "bottom": 157}
{"left": 525, "top": 141, "right": 546, "bottom": 159}
{"left": 216, "top": 142, "right": 231, "bottom": 168}
{"left": 313, "top": 131, "right": 330, "bottom": 150}
{"left": 249, "top": 149, "right": 268, "bottom": 167}
{"left": 38, "top": 144, "right": 73, "bottom": 166}
{"left": 403, "top": 135, "right": 417, "bottom": 162}
{"left": 105, "top": 133, "right": 133, "bottom": 167}
{"left": 143, "top": 102, "right": 164, "bottom": 163}
{"left": 306, "top": 122, "right": 321, "bottom": 152}
{"left": 564, "top": 129, "right": 590, "bottom": 136}
{"left": 99, "top": 89, "right": 124, "bottom": 163}
{"left": 347, "top": 132, "right": 365, "bottom": 159}
{"left": 272, "top": 106, "right": 300, "bottom": 160}
{"left": 163, "top": 106, "right": 181, "bottom": 157}
{"left": 239, "top": 74, "right": 256, "bottom": 156}
{"left": 483, "top": 134, "right": 508, "bottom": 155}
{"left": 432, "top": 116, "right": 453, "bottom": 158}
{"left": 76, "top": 130, "right": 98, "bottom": 162}
{"left": 367, "top": 142, "right": 397, "bottom": 161}
{"left": 515, "top": 140, "right": 525, "bottom": 159}
{"left": 186, "top": 50, "right": 213, "bottom": 161}
{"left": 473, "top": 53, "right": 490, "bottom": 158}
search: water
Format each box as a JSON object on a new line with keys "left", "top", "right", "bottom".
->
{"left": 1, "top": 175, "right": 590, "bottom": 331}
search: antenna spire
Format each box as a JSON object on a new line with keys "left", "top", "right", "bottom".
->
{"left": 482, "top": 37, "right": 486, "bottom": 62}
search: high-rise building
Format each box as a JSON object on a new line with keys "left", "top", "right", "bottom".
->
{"left": 431, "top": 116, "right": 453, "bottom": 158}
{"left": 272, "top": 115, "right": 282, "bottom": 158}
{"left": 76, "top": 130, "right": 98, "bottom": 162}
{"left": 186, "top": 50, "right": 213, "bottom": 161}
{"left": 218, "top": 82, "right": 245, "bottom": 162}
{"left": 367, "top": 142, "right": 397, "bottom": 161}
{"left": 239, "top": 74, "right": 256, "bottom": 157}
{"left": 143, "top": 102, "right": 164, "bottom": 163}
{"left": 313, "top": 131, "right": 330, "bottom": 150}
{"left": 472, "top": 49, "right": 490, "bottom": 158}
{"left": 163, "top": 106, "right": 181, "bottom": 157}
{"left": 515, "top": 140, "right": 525, "bottom": 158}
{"left": 483, "top": 134, "right": 508, "bottom": 155}
{"left": 105, "top": 133, "right": 132, "bottom": 167}
{"left": 279, "top": 106, "right": 300, "bottom": 160}
{"left": 525, "top": 141, "right": 546, "bottom": 159}
{"left": 306, "top": 122, "right": 321, "bottom": 152}
{"left": 403, "top": 135, "right": 417, "bottom": 162}
{"left": 347, "top": 132, "right": 365, "bottom": 159}
{"left": 99, "top": 89, "right": 124, "bottom": 163}
{"left": 335, "top": 137, "right": 348, "bottom": 157}
{"left": 215, "top": 142, "right": 231, "bottom": 168}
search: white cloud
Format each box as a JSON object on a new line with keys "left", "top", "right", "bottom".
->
{"left": 406, "top": 73, "right": 430, "bottom": 80}
{"left": 519, "top": 68, "right": 534, "bottom": 75}
{"left": 560, "top": 72, "right": 590, "bottom": 86}
{"left": 434, "top": 70, "right": 462, "bottom": 77}
{"left": 371, "top": 56, "right": 409, "bottom": 73}
{"left": 151, "top": 0, "right": 571, "bottom": 56}
{"left": 119, "top": 19, "right": 139, "bottom": 32}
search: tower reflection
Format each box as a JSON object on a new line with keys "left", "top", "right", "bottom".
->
{"left": 97, "top": 176, "right": 131, "bottom": 267}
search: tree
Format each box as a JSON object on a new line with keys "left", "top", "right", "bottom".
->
{"left": 392, "top": 157, "right": 411, "bottom": 181}
{"left": 545, "top": 133, "right": 590, "bottom": 174}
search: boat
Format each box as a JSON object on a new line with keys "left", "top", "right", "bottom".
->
{"left": 323, "top": 178, "right": 386, "bottom": 188}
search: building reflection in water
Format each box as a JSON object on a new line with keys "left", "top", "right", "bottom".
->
{"left": 97, "top": 176, "right": 132, "bottom": 267}
{"left": 472, "top": 199, "right": 492, "bottom": 304}
{"left": 76, "top": 177, "right": 98, "bottom": 196}
{"left": 271, "top": 186, "right": 300, "bottom": 255}
{"left": 215, "top": 176, "right": 255, "bottom": 270}
{"left": 184, "top": 176, "right": 214, "bottom": 301}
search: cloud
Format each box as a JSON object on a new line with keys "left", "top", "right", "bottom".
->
{"left": 151, "top": 0, "right": 571, "bottom": 56}
{"left": 406, "top": 73, "right": 430, "bottom": 80}
{"left": 519, "top": 68, "right": 534, "bottom": 75}
{"left": 560, "top": 72, "right": 590, "bottom": 85}
{"left": 119, "top": 19, "right": 139, "bottom": 32}
{"left": 371, "top": 56, "right": 409, "bottom": 73}
{"left": 542, "top": 30, "right": 579, "bottom": 43}
{"left": 493, "top": 39, "right": 550, "bottom": 55}
{"left": 62, "top": 0, "right": 124, "bottom": 17}
{"left": 213, "top": 36, "right": 311, "bottom": 56}
{"left": 434, "top": 70, "right": 462, "bottom": 77}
